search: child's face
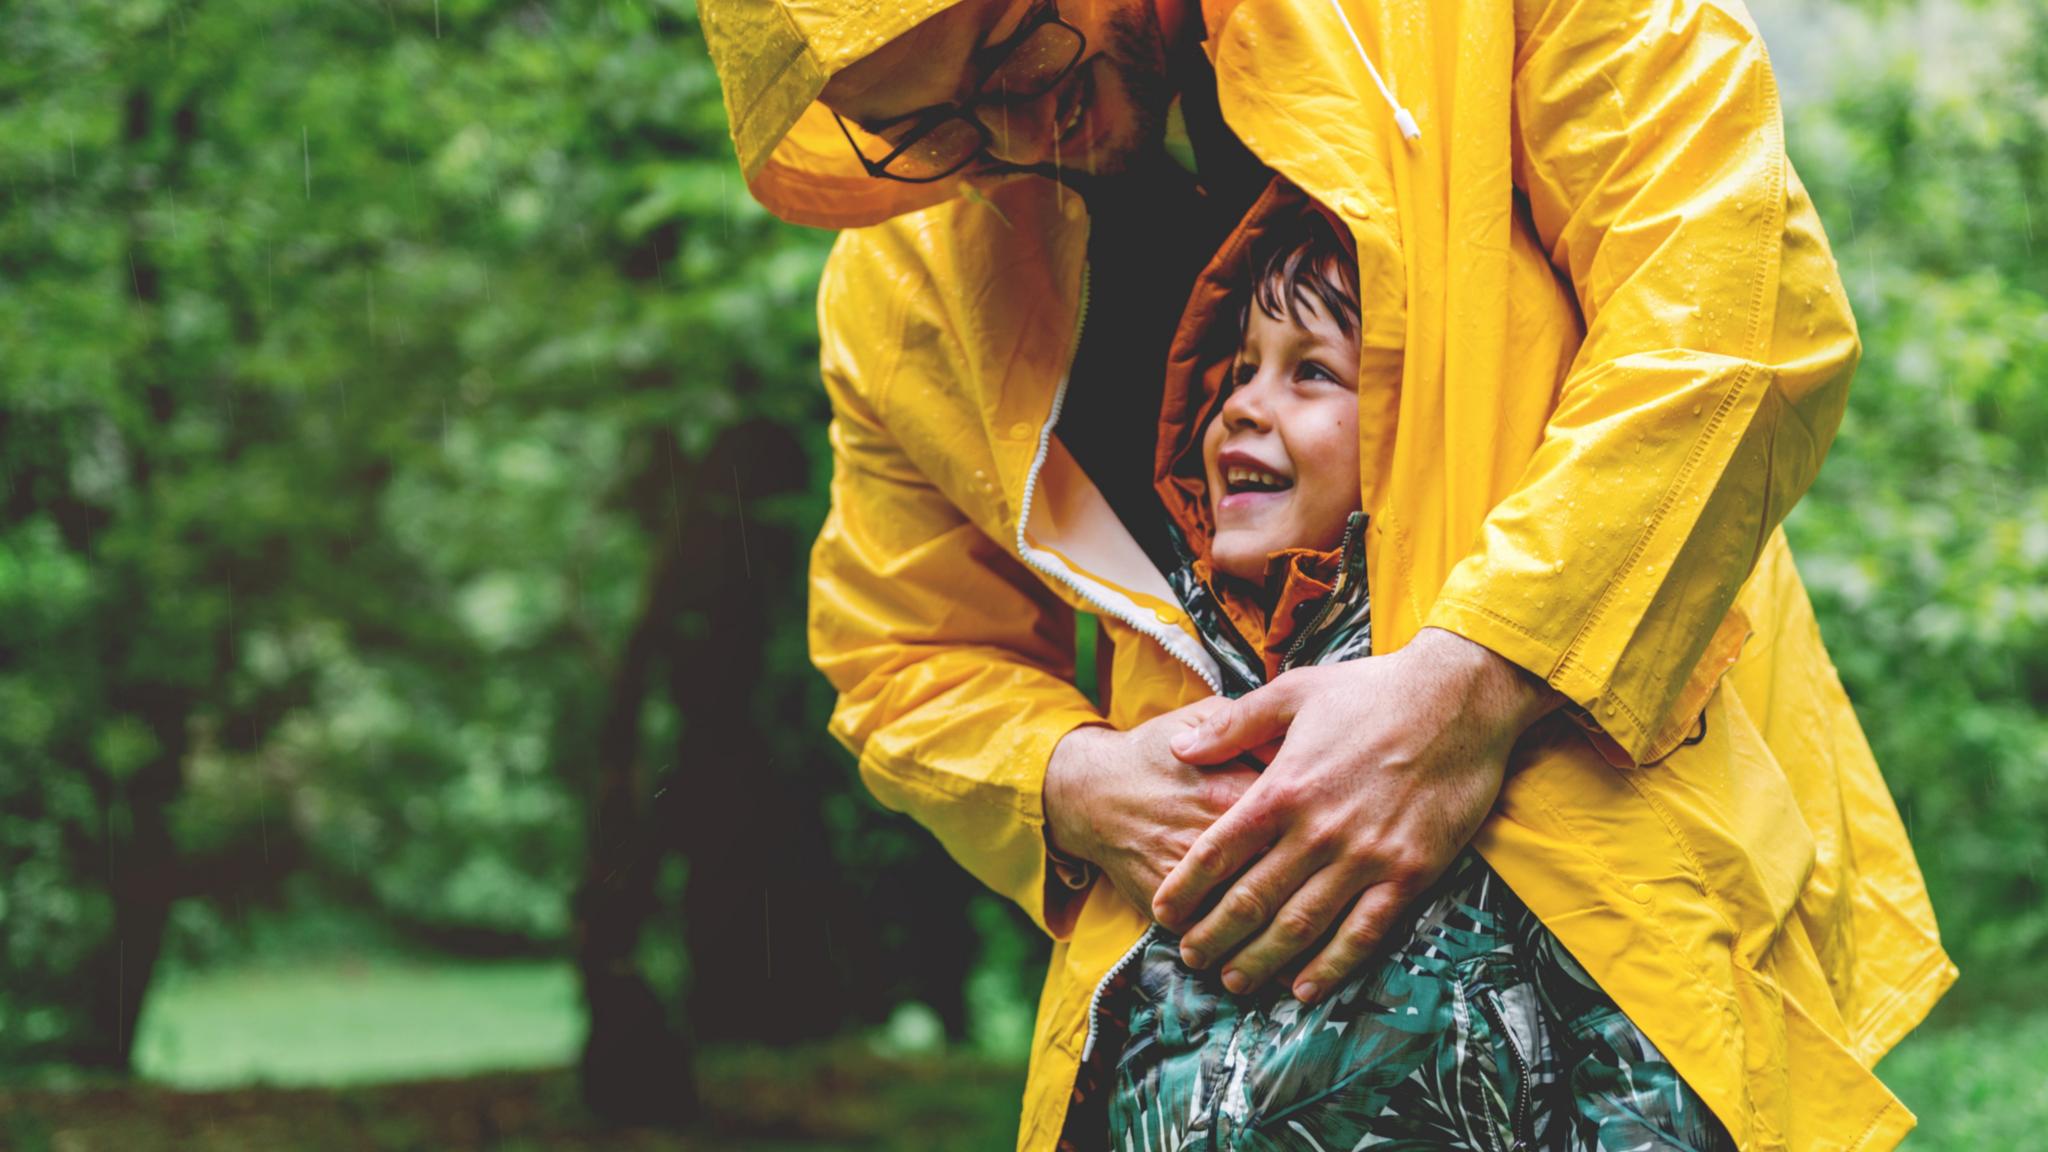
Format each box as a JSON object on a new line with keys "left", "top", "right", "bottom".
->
{"left": 1201, "top": 292, "right": 1361, "bottom": 585}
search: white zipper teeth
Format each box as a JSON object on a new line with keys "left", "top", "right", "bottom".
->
{"left": 1013, "top": 255, "right": 1220, "bottom": 695}
{"left": 1013, "top": 374, "right": 1223, "bottom": 695}
{"left": 1078, "top": 923, "right": 1159, "bottom": 1063}
{"left": 1018, "top": 252, "right": 1213, "bottom": 1075}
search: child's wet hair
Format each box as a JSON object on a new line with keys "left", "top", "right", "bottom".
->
{"left": 1242, "top": 207, "right": 1361, "bottom": 340}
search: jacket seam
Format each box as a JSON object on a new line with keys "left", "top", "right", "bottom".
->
{"left": 732, "top": 5, "right": 815, "bottom": 145}
{"left": 1431, "top": 594, "right": 1567, "bottom": 671}
{"left": 1547, "top": 44, "right": 1786, "bottom": 745}
{"left": 1843, "top": 1095, "right": 1906, "bottom": 1152}
{"left": 856, "top": 719, "right": 1074, "bottom": 824}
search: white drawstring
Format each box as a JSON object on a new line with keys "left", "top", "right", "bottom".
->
{"left": 1324, "top": 0, "right": 1421, "bottom": 141}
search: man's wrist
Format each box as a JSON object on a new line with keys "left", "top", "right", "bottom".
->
{"left": 1415, "top": 626, "right": 1566, "bottom": 736}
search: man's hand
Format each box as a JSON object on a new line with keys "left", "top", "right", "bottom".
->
{"left": 1043, "top": 700, "right": 1267, "bottom": 919}
{"left": 1151, "top": 628, "right": 1564, "bottom": 1003}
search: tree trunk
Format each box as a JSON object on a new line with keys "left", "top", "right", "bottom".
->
{"left": 69, "top": 87, "right": 204, "bottom": 1073}
{"left": 666, "top": 419, "right": 847, "bottom": 1045}
{"left": 76, "top": 693, "right": 192, "bottom": 1072}
{"left": 573, "top": 427, "right": 695, "bottom": 1125}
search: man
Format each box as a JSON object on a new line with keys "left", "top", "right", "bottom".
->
{"left": 701, "top": 1, "right": 1952, "bottom": 1147}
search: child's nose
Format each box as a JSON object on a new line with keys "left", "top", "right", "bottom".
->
{"left": 1222, "top": 374, "right": 1276, "bottom": 429}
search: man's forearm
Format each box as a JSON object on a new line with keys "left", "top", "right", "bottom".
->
{"left": 1043, "top": 723, "right": 1114, "bottom": 866}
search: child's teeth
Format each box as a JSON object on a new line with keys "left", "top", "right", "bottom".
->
{"left": 1225, "top": 466, "right": 1286, "bottom": 491}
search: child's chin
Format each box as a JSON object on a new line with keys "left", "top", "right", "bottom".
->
{"left": 1209, "top": 540, "right": 1271, "bottom": 585}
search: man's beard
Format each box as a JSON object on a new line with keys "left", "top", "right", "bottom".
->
{"left": 983, "top": 4, "right": 1176, "bottom": 192}
{"left": 1097, "top": 3, "right": 1176, "bottom": 167}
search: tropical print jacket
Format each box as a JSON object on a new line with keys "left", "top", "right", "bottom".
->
{"left": 1086, "top": 513, "right": 1731, "bottom": 1151}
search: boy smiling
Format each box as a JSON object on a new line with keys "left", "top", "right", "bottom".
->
{"left": 1096, "top": 188, "right": 1734, "bottom": 1151}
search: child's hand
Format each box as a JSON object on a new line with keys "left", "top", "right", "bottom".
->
{"left": 1151, "top": 628, "right": 1563, "bottom": 1002}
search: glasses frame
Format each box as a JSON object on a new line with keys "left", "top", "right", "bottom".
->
{"left": 832, "top": 0, "right": 1087, "bottom": 184}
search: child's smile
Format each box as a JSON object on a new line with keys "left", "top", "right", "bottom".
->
{"left": 1201, "top": 291, "right": 1361, "bottom": 584}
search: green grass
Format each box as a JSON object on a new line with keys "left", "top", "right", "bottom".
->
{"left": 116, "top": 958, "right": 2047, "bottom": 1148}
{"left": 1881, "top": 1006, "right": 2048, "bottom": 1149}
{"left": 132, "top": 960, "right": 583, "bottom": 1089}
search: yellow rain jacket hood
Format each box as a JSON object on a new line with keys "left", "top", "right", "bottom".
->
{"left": 703, "top": 1, "right": 1954, "bottom": 1148}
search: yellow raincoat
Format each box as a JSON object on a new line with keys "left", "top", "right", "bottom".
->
{"left": 701, "top": 1, "right": 1955, "bottom": 1148}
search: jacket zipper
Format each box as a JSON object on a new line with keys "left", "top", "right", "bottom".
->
{"left": 1076, "top": 923, "right": 1159, "bottom": 1063}
{"left": 1018, "top": 257, "right": 1213, "bottom": 1073}
{"left": 1277, "top": 513, "right": 1366, "bottom": 673}
{"left": 1473, "top": 991, "right": 1532, "bottom": 1151}
{"left": 1013, "top": 261, "right": 1224, "bottom": 695}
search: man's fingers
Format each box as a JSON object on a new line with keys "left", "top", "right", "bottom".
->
{"left": 1170, "top": 844, "right": 1321, "bottom": 978}
{"left": 1150, "top": 800, "right": 1275, "bottom": 932}
{"left": 1203, "top": 866, "right": 1355, "bottom": 994}
{"left": 1169, "top": 676, "right": 1301, "bottom": 766}
{"left": 1291, "top": 883, "right": 1412, "bottom": 1003}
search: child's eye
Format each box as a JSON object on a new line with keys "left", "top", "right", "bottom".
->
{"left": 1297, "top": 361, "right": 1339, "bottom": 384}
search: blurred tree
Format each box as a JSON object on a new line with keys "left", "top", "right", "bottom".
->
{"left": 1772, "top": 0, "right": 2048, "bottom": 987}
{"left": 0, "top": 0, "right": 988, "bottom": 1093}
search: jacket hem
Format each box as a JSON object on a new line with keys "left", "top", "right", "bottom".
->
{"left": 1842, "top": 1093, "right": 1917, "bottom": 1152}
{"left": 1851, "top": 950, "right": 1959, "bottom": 1069}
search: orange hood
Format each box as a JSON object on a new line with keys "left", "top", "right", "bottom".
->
{"left": 1153, "top": 177, "right": 1388, "bottom": 680}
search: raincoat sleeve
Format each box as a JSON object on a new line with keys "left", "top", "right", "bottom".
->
{"left": 1425, "top": 0, "right": 1858, "bottom": 764}
{"left": 807, "top": 255, "right": 1107, "bottom": 940}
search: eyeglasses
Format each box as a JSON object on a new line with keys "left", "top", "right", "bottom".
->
{"left": 832, "top": 0, "right": 1086, "bottom": 184}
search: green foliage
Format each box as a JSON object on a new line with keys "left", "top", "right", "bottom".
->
{"left": 0, "top": 0, "right": 847, "bottom": 1063}
{"left": 1880, "top": 1007, "right": 2048, "bottom": 1149}
{"left": 1773, "top": 0, "right": 2048, "bottom": 984}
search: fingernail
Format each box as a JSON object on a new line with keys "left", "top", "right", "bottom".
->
{"left": 1293, "top": 981, "right": 1319, "bottom": 1003}
{"left": 1170, "top": 730, "right": 1197, "bottom": 755}
{"left": 1179, "top": 946, "right": 1205, "bottom": 970}
{"left": 1222, "top": 969, "right": 1248, "bottom": 994}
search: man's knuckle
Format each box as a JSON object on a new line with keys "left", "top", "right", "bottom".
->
{"left": 1275, "top": 906, "right": 1323, "bottom": 946}
{"left": 1306, "top": 817, "right": 1350, "bottom": 854}
{"left": 1259, "top": 780, "right": 1306, "bottom": 815}
{"left": 1202, "top": 776, "right": 1248, "bottom": 811}
{"left": 1188, "top": 839, "right": 1230, "bottom": 876}
{"left": 1377, "top": 837, "right": 1431, "bottom": 881}
{"left": 1224, "top": 885, "right": 1269, "bottom": 924}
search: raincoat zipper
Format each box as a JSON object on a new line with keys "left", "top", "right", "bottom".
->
{"left": 1077, "top": 923, "right": 1159, "bottom": 1063}
{"left": 1015, "top": 257, "right": 1216, "bottom": 1077}
{"left": 1013, "top": 261, "right": 1224, "bottom": 696}
{"left": 1278, "top": 512, "right": 1366, "bottom": 673}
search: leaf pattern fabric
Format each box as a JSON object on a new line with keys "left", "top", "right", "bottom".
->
{"left": 1085, "top": 526, "right": 1735, "bottom": 1152}
{"left": 1104, "top": 856, "right": 1735, "bottom": 1151}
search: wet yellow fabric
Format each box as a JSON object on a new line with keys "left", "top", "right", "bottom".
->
{"left": 703, "top": 1, "right": 1955, "bottom": 1148}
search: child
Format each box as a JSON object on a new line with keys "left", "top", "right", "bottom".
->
{"left": 1097, "top": 185, "right": 1737, "bottom": 1151}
